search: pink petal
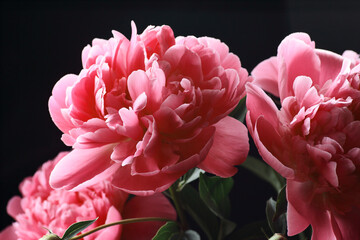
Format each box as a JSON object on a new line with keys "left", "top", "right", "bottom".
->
{"left": 198, "top": 37, "right": 229, "bottom": 62}
{"left": 121, "top": 194, "right": 176, "bottom": 240}
{"left": 95, "top": 206, "right": 122, "bottom": 240}
{"left": 286, "top": 180, "right": 338, "bottom": 239}
{"left": 251, "top": 56, "right": 279, "bottom": 97}
{"left": 311, "top": 211, "right": 337, "bottom": 240}
{"left": 253, "top": 116, "right": 294, "bottom": 178}
{"left": 330, "top": 207, "right": 360, "bottom": 240}
{"left": 154, "top": 107, "right": 184, "bottom": 133}
{"left": 112, "top": 164, "right": 181, "bottom": 196}
{"left": 287, "top": 200, "right": 309, "bottom": 236}
{"left": 111, "top": 141, "right": 137, "bottom": 163}
{"left": 118, "top": 108, "right": 143, "bottom": 140}
{"left": 278, "top": 34, "right": 321, "bottom": 100}
{"left": 162, "top": 45, "right": 203, "bottom": 82}
{"left": 246, "top": 83, "right": 280, "bottom": 130}
{"left": 0, "top": 225, "right": 17, "bottom": 240}
{"left": 198, "top": 116, "right": 249, "bottom": 177}
{"left": 126, "top": 21, "right": 145, "bottom": 75}
{"left": 74, "top": 127, "right": 122, "bottom": 149}
{"left": 48, "top": 74, "right": 77, "bottom": 133}
{"left": 127, "top": 70, "right": 150, "bottom": 101}
{"left": 6, "top": 196, "right": 22, "bottom": 219}
{"left": 315, "top": 49, "right": 344, "bottom": 86}
{"left": 50, "top": 144, "right": 116, "bottom": 190}
{"left": 70, "top": 73, "right": 100, "bottom": 122}
{"left": 70, "top": 162, "right": 120, "bottom": 191}
{"left": 133, "top": 92, "right": 147, "bottom": 112}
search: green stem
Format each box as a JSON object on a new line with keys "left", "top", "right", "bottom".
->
{"left": 217, "top": 220, "right": 224, "bottom": 240}
{"left": 169, "top": 184, "right": 188, "bottom": 230}
{"left": 70, "top": 217, "right": 173, "bottom": 240}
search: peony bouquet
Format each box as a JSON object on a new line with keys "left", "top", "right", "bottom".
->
{"left": 1, "top": 22, "right": 359, "bottom": 240}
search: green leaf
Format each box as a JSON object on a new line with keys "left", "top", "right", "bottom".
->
{"left": 152, "top": 221, "right": 180, "bottom": 240}
{"left": 178, "top": 184, "right": 218, "bottom": 240}
{"left": 266, "top": 198, "right": 277, "bottom": 233}
{"left": 198, "top": 174, "right": 236, "bottom": 237}
{"left": 61, "top": 218, "right": 98, "bottom": 240}
{"left": 229, "top": 96, "right": 247, "bottom": 122}
{"left": 266, "top": 196, "right": 287, "bottom": 235}
{"left": 241, "top": 156, "right": 286, "bottom": 192}
{"left": 171, "top": 230, "right": 201, "bottom": 240}
{"left": 266, "top": 185, "right": 287, "bottom": 235}
{"left": 273, "top": 185, "right": 287, "bottom": 221}
{"left": 152, "top": 222, "right": 200, "bottom": 240}
{"left": 177, "top": 168, "right": 205, "bottom": 191}
{"left": 199, "top": 173, "right": 233, "bottom": 219}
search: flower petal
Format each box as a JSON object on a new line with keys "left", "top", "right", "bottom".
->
{"left": 6, "top": 196, "right": 22, "bottom": 219}
{"left": 50, "top": 144, "right": 116, "bottom": 190}
{"left": 0, "top": 225, "right": 17, "bottom": 240}
{"left": 252, "top": 56, "right": 279, "bottom": 96}
{"left": 246, "top": 82, "right": 280, "bottom": 131}
{"left": 112, "top": 164, "right": 181, "bottom": 196}
{"left": 121, "top": 194, "right": 176, "bottom": 240}
{"left": 95, "top": 206, "right": 122, "bottom": 240}
{"left": 198, "top": 116, "right": 249, "bottom": 177}
{"left": 278, "top": 33, "right": 321, "bottom": 100}
{"left": 48, "top": 74, "right": 77, "bottom": 133}
{"left": 315, "top": 49, "right": 344, "bottom": 86}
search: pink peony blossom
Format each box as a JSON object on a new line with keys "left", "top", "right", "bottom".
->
{"left": 247, "top": 33, "right": 360, "bottom": 240}
{"left": 0, "top": 152, "right": 176, "bottom": 240}
{"left": 48, "top": 22, "right": 250, "bottom": 195}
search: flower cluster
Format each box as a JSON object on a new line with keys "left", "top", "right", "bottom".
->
{"left": 0, "top": 152, "right": 176, "bottom": 240}
{"left": 1, "top": 22, "right": 359, "bottom": 240}
{"left": 247, "top": 33, "right": 360, "bottom": 239}
{"left": 49, "top": 22, "right": 250, "bottom": 195}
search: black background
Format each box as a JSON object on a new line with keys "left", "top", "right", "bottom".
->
{"left": 1, "top": 0, "right": 359, "bottom": 234}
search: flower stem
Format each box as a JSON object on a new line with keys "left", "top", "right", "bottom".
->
{"left": 169, "top": 184, "right": 188, "bottom": 230}
{"left": 70, "top": 217, "right": 173, "bottom": 240}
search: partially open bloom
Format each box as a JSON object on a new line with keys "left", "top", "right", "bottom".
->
{"left": 49, "top": 22, "right": 250, "bottom": 194}
{"left": 0, "top": 152, "right": 176, "bottom": 240}
{"left": 247, "top": 33, "right": 360, "bottom": 240}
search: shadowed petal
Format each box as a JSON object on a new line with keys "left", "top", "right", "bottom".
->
{"left": 121, "top": 194, "right": 176, "bottom": 240}
{"left": 95, "top": 206, "right": 122, "bottom": 240}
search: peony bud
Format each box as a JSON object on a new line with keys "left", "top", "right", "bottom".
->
{"left": 39, "top": 233, "right": 61, "bottom": 240}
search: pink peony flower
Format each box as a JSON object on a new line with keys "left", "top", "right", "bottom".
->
{"left": 247, "top": 33, "right": 360, "bottom": 240}
{"left": 0, "top": 152, "right": 176, "bottom": 240}
{"left": 48, "top": 22, "right": 250, "bottom": 195}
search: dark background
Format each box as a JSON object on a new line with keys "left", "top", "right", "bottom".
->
{"left": 1, "top": 0, "right": 359, "bottom": 233}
